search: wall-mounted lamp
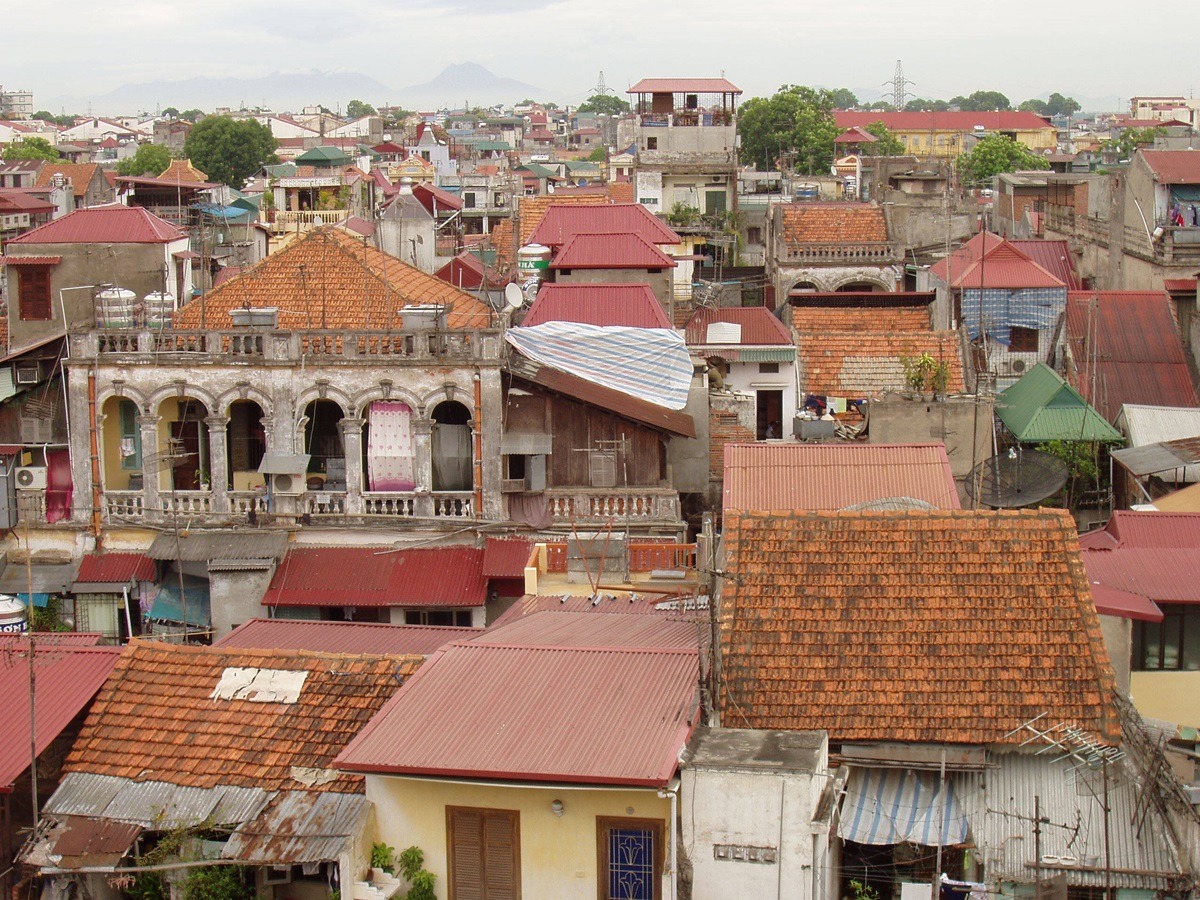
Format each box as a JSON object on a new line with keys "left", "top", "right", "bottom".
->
{"left": 550, "top": 800, "right": 564, "bottom": 817}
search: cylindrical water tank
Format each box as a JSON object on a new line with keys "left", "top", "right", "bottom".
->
{"left": 0, "top": 595, "right": 27, "bottom": 633}
{"left": 517, "top": 244, "right": 552, "bottom": 276}
{"left": 143, "top": 291, "right": 176, "bottom": 328}
{"left": 794, "top": 183, "right": 819, "bottom": 201}
{"left": 95, "top": 287, "right": 136, "bottom": 328}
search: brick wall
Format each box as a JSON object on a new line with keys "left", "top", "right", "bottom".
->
{"left": 708, "top": 392, "right": 756, "bottom": 480}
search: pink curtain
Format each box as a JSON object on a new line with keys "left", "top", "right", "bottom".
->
{"left": 367, "top": 401, "right": 416, "bottom": 491}
{"left": 45, "top": 449, "right": 73, "bottom": 523}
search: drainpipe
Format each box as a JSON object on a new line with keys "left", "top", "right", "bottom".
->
{"left": 658, "top": 782, "right": 679, "bottom": 900}
{"left": 88, "top": 369, "right": 102, "bottom": 545}
{"left": 473, "top": 371, "right": 483, "bottom": 516}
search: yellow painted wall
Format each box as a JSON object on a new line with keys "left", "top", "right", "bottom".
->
{"left": 100, "top": 396, "right": 132, "bottom": 490}
{"left": 894, "top": 126, "right": 1056, "bottom": 159}
{"left": 367, "top": 776, "right": 670, "bottom": 899}
{"left": 1130, "top": 671, "right": 1200, "bottom": 726}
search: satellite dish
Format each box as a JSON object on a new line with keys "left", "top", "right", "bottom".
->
{"left": 964, "top": 448, "right": 1069, "bottom": 509}
{"left": 504, "top": 282, "right": 524, "bottom": 310}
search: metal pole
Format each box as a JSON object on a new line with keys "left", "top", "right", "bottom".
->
{"left": 24, "top": 494, "right": 38, "bottom": 826}
{"left": 1034, "top": 795, "right": 1042, "bottom": 900}
{"left": 932, "top": 746, "right": 947, "bottom": 900}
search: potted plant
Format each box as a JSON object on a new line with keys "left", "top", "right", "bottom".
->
{"left": 931, "top": 360, "right": 950, "bottom": 400}
{"left": 370, "top": 841, "right": 395, "bottom": 882}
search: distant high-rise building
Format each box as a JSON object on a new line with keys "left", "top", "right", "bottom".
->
{"left": 0, "top": 86, "right": 35, "bottom": 118}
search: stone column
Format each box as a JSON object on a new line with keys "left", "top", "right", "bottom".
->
{"left": 412, "top": 416, "right": 434, "bottom": 518}
{"left": 137, "top": 413, "right": 161, "bottom": 523}
{"left": 339, "top": 417, "right": 364, "bottom": 514}
{"left": 205, "top": 415, "right": 229, "bottom": 515}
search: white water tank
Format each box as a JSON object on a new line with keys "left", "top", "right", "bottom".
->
{"left": 95, "top": 287, "right": 136, "bottom": 328}
{"left": 0, "top": 595, "right": 27, "bottom": 633}
{"left": 143, "top": 291, "right": 176, "bottom": 328}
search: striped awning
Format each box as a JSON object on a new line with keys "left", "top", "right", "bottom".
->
{"left": 838, "top": 767, "right": 969, "bottom": 846}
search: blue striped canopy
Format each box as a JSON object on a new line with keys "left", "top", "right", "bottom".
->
{"left": 838, "top": 768, "right": 969, "bottom": 846}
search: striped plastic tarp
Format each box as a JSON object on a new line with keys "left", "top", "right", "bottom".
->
{"left": 506, "top": 322, "right": 693, "bottom": 410}
{"left": 838, "top": 768, "right": 969, "bottom": 846}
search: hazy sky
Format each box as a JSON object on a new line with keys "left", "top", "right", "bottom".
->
{"left": 6, "top": 0, "right": 1198, "bottom": 111}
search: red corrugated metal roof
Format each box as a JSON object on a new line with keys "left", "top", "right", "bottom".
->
{"left": 1065, "top": 291, "right": 1199, "bottom": 421}
{"left": 722, "top": 442, "right": 962, "bottom": 513}
{"left": 551, "top": 232, "right": 676, "bottom": 269}
{"left": 481, "top": 538, "right": 534, "bottom": 578}
{"left": 474, "top": 610, "right": 700, "bottom": 650}
{"left": 215, "top": 618, "right": 472, "bottom": 655}
{"left": 1010, "top": 240, "right": 1082, "bottom": 290}
{"left": 527, "top": 366, "right": 696, "bottom": 438}
{"left": 1141, "top": 150, "right": 1200, "bottom": 184}
{"left": 835, "top": 110, "right": 1053, "bottom": 132}
{"left": 490, "top": 593, "right": 701, "bottom": 629}
{"left": 1080, "top": 512, "right": 1200, "bottom": 603}
{"left": 75, "top": 552, "right": 155, "bottom": 585}
{"left": 0, "top": 255, "right": 62, "bottom": 266}
{"left": 413, "top": 181, "right": 463, "bottom": 213}
{"left": 262, "top": 545, "right": 487, "bottom": 608}
{"left": 0, "top": 190, "right": 55, "bottom": 212}
{"left": 527, "top": 203, "right": 680, "bottom": 247}
{"left": 928, "top": 231, "right": 1005, "bottom": 283}
{"left": 1089, "top": 584, "right": 1162, "bottom": 622}
{"left": 952, "top": 241, "right": 1065, "bottom": 289}
{"left": 522, "top": 283, "right": 673, "bottom": 328}
{"left": 628, "top": 78, "right": 741, "bottom": 94}
{"left": 0, "top": 642, "right": 121, "bottom": 789}
{"left": 685, "top": 306, "right": 794, "bottom": 346}
{"left": 1164, "top": 278, "right": 1198, "bottom": 293}
{"left": 8, "top": 204, "right": 185, "bottom": 244}
{"left": 337, "top": 623, "right": 700, "bottom": 786}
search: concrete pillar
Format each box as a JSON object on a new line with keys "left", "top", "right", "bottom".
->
{"left": 412, "top": 417, "right": 433, "bottom": 493}
{"left": 205, "top": 415, "right": 229, "bottom": 514}
{"left": 339, "top": 417, "right": 364, "bottom": 512}
{"left": 137, "top": 414, "right": 161, "bottom": 522}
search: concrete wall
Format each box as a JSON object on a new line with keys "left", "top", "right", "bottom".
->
{"left": 367, "top": 775, "right": 671, "bottom": 900}
{"left": 667, "top": 371, "right": 712, "bottom": 494}
{"left": 867, "top": 394, "right": 994, "bottom": 482}
{"left": 1129, "top": 671, "right": 1200, "bottom": 726}
{"left": 209, "top": 567, "right": 275, "bottom": 639}
{"left": 722, "top": 360, "right": 797, "bottom": 437}
{"left": 1099, "top": 614, "right": 1131, "bottom": 696}
{"left": 681, "top": 766, "right": 827, "bottom": 900}
{"left": 553, "top": 267, "right": 674, "bottom": 305}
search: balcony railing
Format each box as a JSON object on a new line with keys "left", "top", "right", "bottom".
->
{"left": 74, "top": 328, "right": 504, "bottom": 365}
{"left": 161, "top": 491, "right": 212, "bottom": 516}
{"left": 775, "top": 242, "right": 900, "bottom": 264}
{"left": 544, "top": 487, "right": 680, "bottom": 526}
{"left": 103, "top": 491, "right": 145, "bottom": 521}
{"left": 543, "top": 541, "right": 696, "bottom": 574}
{"left": 271, "top": 209, "right": 350, "bottom": 233}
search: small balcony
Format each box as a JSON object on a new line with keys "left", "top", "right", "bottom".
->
{"left": 774, "top": 242, "right": 901, "bottom": 265}
{"left": 543, "top": 487, "right": 681, "bottom": 529}
{"left": 271, "top": 209, "right": 350, "bottom": 233}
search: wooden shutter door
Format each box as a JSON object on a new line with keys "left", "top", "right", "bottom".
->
{"left": 448, "top": 807, "right": 519, "bottom": 900}
{"left": 449, "top": 808, "right": 484, "bottom": 900}
{"left": 482, "top": 810, "right": 519, "bottom": 899}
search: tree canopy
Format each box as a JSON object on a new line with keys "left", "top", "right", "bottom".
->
{"left": 117, "top": 143, "right": 172, "bottom": 177}
{"left": 1019, "top": 93, "right": 1081, "bottom": 117}
{"left": 826, "top": 88, "right": 859, "bottom": 109}
{"left": 860, "top": 122, "right": 905, "bottom": 156}
{"left": 179, "top": 109, "right": 204, "bottom": 123}
{"left": 32, "top": 110, "right": 76, "bottom": 127}
{"left": 346, "top": 99, "right": 376, "bottom": 118}
{"left": 1104, "top": 126, "right": 1164, "bottom": 160}
{"left": 959, "top": 133, "right": 1049, "bottom": 184}
{"left": 182, "top": 116, "right": 277, "bottom": 187}
{"left": 2, "top": 136, "right": 60, "bottom": 161}
{"left": 576, "top": 94, "right": 630, "bottom": 116}
{"left": 904, "top": 98, "right": 950, "bottom": 112}
{"left": 737, "top": 85, "right": 838, "bottom": 174}
{"left": 950, "top": 90, "right": 1012, "bottom": 111}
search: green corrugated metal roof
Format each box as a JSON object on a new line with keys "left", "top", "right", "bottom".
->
{"left": 294, "top": 145, "right": 351, "bottom": 166}
{"left": 996, "top": 363, "right": 1123, "bottom": 443}
{"left": 516, "top": 163, "right": 556, "bottom": 178}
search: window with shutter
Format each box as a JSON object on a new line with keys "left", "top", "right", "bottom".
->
{"left": 447, "top": 806, "right": 520, "bottom": 900}
{"left": 17, "top": 265, "right": 52, "bottom": 321}
{"left": 119, "top": 399, "right": 142, "bottom": 470}
{"left": 597, "top": 817, "right": 663, "bottom": 900}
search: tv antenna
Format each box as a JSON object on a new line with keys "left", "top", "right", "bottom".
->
{"left": 1005, "top": 712, "right": 1125, "bottom": 772}
{"left": 884, "top": 60, "right": 916, "bottom": 110}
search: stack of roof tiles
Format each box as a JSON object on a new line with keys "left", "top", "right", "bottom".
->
{"left": 719, "top": 509, "right": 1120, "bottom": 745}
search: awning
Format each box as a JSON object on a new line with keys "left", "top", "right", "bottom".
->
{"left": 0, "top": 561, "right": 78, "bottom": 599}
{"left": 22, "top": 816, "right": 141, "bottom": 870}
{"left": 0, "top": 255, "right": 62, "bottom": 266}
{"left": 258, "top": 453, "right": 310, "bottom": 476}
{"left": 148, "top": 575, "right": 211, "bottom": 627}
{"left": 1091, "top": 583, "right": 1163, "bottom": 622}
{"left": 1112, "top": 438, "right": 1200, "bottom": 478}
{"left": 838, "top": 767, "right": 969, "bottom": 846}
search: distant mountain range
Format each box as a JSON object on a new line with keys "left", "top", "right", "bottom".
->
{"left": 45, "top": 63, "right": 549, "bottom": 117}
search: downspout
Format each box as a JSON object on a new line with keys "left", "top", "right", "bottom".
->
{"left": 473, "top": 371, "right": 483, "bottom": 516}
{"left": 88, "top": 369, "right": 102, "bottom": 546}
{"left": 658, "top": 782, "right": 679, "bottom": 900}
{"left": 121, "top": 585, "right": 133, "bottom": 640}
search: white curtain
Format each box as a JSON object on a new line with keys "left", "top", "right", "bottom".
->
{"left": 432, "top": 424, "right": 472, "bottom": 491}
{"left": 367, "top": 401, "right": 416, "bottom": 491}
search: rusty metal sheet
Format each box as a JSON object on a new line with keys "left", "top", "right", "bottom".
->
{"left": 222, "top": 791, "right": 369, "bottom": 864}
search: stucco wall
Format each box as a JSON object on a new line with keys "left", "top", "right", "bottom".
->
{"left": 1129, "top": 671, "right": 1200, "bottom": 726}
{"left": 1099, "top": 614, "right": 1131, "bottom": 695}
{"left": 209, "top": 567, "right": 276, "bottom": 639}
{"left": 366, "top": 775, "right": 671, "bottom": 900}
{"left": 867, "top": 394, "right": 993, "bottom": 482}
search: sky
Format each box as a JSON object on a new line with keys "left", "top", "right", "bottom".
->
{"left": 5, "top": 0, "right": 1198, "bottom": 113}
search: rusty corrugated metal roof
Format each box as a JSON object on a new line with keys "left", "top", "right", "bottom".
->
{"left": 216, "top": 618, "right": 471, "bottom": 655}
{"left": 338, "top": 623, "right": 700, "bottom": 787}
{"left": 526, "top": 367, "right": 696, "bottom": 438}
{"left": 222, "top": 791, "right": 369, "bottom": 864}
{"left": 550, "top": 232, "right": 676, "bottom": 269}
{"left": 627, "top": 78, "right": 741, "bottom": 94}
{"left": 722, "top": 442, "right": 961, "bottom": 514}
{"left": 9, "top": 204, "right": 185, "bottom": 244}
{"left": 147, "top": 531, "right": 289, "bottom": 562}
{"left": 24, "top": 816, "right": 141, "bottom": 870}
{"left": 474, "top": 610, "right": 699, "bottom": 650}
{"left": 75, "top": 552, "right": 155, "bottom": 585}
{"left": 481, "top": 538, "right": 534, "bottom": 578}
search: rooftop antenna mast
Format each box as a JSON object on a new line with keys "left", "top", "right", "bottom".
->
{"left": 884, "top": 60, "right": 916, "bottom": 110}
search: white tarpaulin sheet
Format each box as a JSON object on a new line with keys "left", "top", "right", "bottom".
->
{"left": 506, "top": 322, "right": 692, "bottom": 410}
{"left": 838, "top": 768, "right": 969, "bottom": 846}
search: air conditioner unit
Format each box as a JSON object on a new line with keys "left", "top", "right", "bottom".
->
{"left": 15, "top": 466, "right": 47, "bottom": 490}
{"left": 14, "top": 362, "right": 41, "bottom": 385}
{"left": 271, "top": 472, "right": 307, "bottom": 496}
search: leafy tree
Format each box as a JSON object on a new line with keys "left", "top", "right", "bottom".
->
{"left": 904, "top": 98, "right": 950, "bottom": 112}
{"left": 737, "top": 84, "right": 838, "bottom": 174}
{"left": 826, "top": 88, "right": 859, "bottom": 109}
{"left": 32, "top": 109, "right": 76, "bottom": 127}
{"left": 179, "top": 109, "right": 203, "bottom": 122}
{"left": 182, "top": 865, "right": 254, "bottom": 900}
{"left": 958, "top": 133, "right": 1049, "bottom": 184}
{"left": 860, "top": 122, "right": 905, "bottom": 156}
{"left": 346, "top": 99, "right": 376, "bottom": 118}
{"left": 864, "top": 100, "right": 893, "bottom": 111}
{"left": 1045, "top": 92, "right": 1081, "bottom": 116}
{"left": 1019, "top": 98, "right": 1049, "bottom": 115}
{"left": 586, "top": 146, "right": 607, "bottom": 162}
{"left": 2, "top": 136, "right": 60, "bottom": 161}
{"left": 576, "top": 94, "right": 630, "bottom": 116}
{"left": 1104, "top": 126, "right": 1164, "bottom": 159}
{"left": 950, "top": 90, "right": 1011, "bottom": 111}
{"left": 162, "top": 106, "right": 180, "bottom": 119}
{"left": 117, "top": 143, "right": 172, "bottom": 176}
{"left": 182, "top": 116, "right": 278, "bottom": 187}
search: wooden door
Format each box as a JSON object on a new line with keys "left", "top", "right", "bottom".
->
{"left": 170, "top": 420, "right": 200, "bottom": 490}
{"left": 447, "top": 807, "right": 520, "bottom": 900}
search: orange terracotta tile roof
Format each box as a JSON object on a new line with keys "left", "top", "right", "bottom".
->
{"left": 157, "top": 158, "right": 208, "bottom": 182}
{"left": 174, "top": 228, "right": 492, "bottom": 331}
{"left": 719, "top": 509, "right": 1121, "bottom": 745}
{"left": 34, "top": 162, "right": 100, "bottom": 192}
{"left": 608, "top": 182, "right": 635, "bottom": 203}
{"left": 779, "top": 203, "right": 888, "bottom": 243}
{"left": 65, "top": 641, "right": 423, "bottom": 792}
{"left": 792, "top": 307, "right": 963, "bottom": 396}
